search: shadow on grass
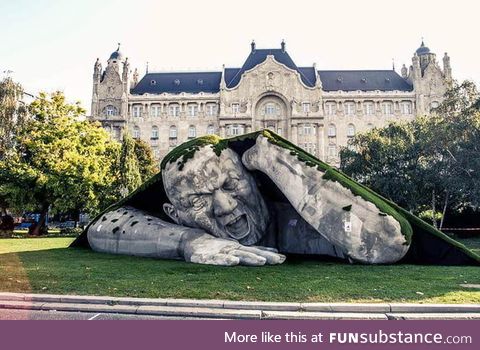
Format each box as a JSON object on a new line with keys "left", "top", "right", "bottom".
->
{"left": 1, "top": 247, "right": 479, "bottom": 303}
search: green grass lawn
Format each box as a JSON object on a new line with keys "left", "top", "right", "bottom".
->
{"left": 0, "top": 237, "right": 479, "bottom": 303}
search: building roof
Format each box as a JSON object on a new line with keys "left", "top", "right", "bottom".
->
{"left": 130, "top": 48, "right": 413, "bottom": 95}
{"left": 225, "top": 49, "right": 316, "bottom": 88}
{"left": 319, "top": 70, "right": 413, "bottom": 92}
{"left": 416, "top": 41, "right": 431, "bottom": 56}
{"left": 131, "top": 71, "right": 222, "bottom": 95}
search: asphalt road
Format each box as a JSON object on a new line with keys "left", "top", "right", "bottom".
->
{"left": 0, "top": 308, "right": 220, "bottom": 320}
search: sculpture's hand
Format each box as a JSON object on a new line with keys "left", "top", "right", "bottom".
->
{"left": 183, "top": 234, "right": 286, "bottom": 266}
{"left": 242, "top": 134, "right": 274, "bottom": 172}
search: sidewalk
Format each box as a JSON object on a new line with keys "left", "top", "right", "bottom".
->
{"left": 1, "top": 292, "right": 479, "bottom": 320}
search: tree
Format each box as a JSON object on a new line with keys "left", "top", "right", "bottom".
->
{"left": 117, "top": 133, "right": 142, "bottom": 197}
{"left": 0, "top": 77, "right": 28, "bottom": 216}
{"left": 340, "top": 80, "right": 480, "bottom": 228}
{"left": 134, "top": 138, "right": 157, "bottom": 182}
{"left": 0, "top": 77, "right": 28, "bottom": 157}
{"left": 0, "top": 92, "right": 119, "bottom": 235}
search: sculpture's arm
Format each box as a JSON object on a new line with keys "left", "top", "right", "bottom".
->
{"left": 88, "top": 206, "right": 285, "bottom": 266}
{"left": 242, "top": 135, "right": 409, "bottom": 264}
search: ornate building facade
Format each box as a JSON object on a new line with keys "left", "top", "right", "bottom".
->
{"left": 90, "top": 41, "right": 452, "bottom": 165}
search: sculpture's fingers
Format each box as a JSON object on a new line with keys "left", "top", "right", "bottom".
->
{"left": 231, "top": 250, "right": 267, "bottom": 266}
{"left": 240, "top": 246, "right": 286, "bottom": 265}
{"left": 241, "top": 147, "right": 258, "bottom": 171}
{"left": 251, "top": 246, "right": 279, "bottom": 253}
{"left": 190, "top": 253, "right": 240, "bottom": 266}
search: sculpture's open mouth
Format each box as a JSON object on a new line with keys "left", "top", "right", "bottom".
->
{"left": 225, "top": 214, "right": 250, "bottom": 239}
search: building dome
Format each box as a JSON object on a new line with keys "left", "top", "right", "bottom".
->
{"left": 109, "top": 44, "right": 124, "bottom": 61}
{"left": 416, "top": 41, "right": 431, "bottom": 55}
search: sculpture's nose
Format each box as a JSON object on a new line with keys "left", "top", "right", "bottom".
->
{"left": 213, "top": 190, "right": 237, "bottom": 217}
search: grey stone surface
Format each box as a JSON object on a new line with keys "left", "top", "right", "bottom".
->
{"left": 387, "top": 313, "right": 480, "bottom": 320}
{"left": 223, "top": 300, "right": 301, "bottom": 311}
{"left": 0, "top": 300, "right": 45, "bottom": 310}
{"left": 262, "top": 311, "right": 388, "bottom": 320}
{"left": 40, "top": 303, "right": 139, "bottom": 314}
{"left": 302, "top": 303, "right": 390, "bottom": 313}
{"left": 136, "top": 306, "right": 262, "bottom": 319}
{"left": 389, "top": 303, "right": 480, "bottom": 313}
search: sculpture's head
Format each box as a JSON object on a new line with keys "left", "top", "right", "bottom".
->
{"left": 162, "top": 146, "right": 270, "bottom": 246}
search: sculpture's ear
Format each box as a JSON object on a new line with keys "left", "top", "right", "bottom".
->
{"left": 163, "top": 203, "right": 180, "bottom": 224}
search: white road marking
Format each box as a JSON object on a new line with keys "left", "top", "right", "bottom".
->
{"left": 88, "top": 313, "right": 101, "bottom": 320}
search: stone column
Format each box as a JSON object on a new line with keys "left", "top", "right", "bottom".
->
{"left": 291, "top": 124, "right": 298, "bottom": 145}
{"left": 246, "top": 125, "right": 252, "bottom": 133}
{"left": 316, "top": 123, "right": 324, "bottom": 161}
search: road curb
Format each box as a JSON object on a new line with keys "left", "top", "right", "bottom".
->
{"left": 1, "top": 292, "right": 479, "bottom": 320}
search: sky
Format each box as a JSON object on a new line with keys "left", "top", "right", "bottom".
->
{"left": 1, "top": 0, "right": 479, "bottom": 114}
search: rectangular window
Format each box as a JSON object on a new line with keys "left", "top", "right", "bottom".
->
{"left": 328, "top": 145, "right": 337, "bottom": 157}
{"left": 402, "top": 102, "right": 412, "bottom": 115}
{"left": 206, "top": 104, "right": 217, "bottom": 117}
{"left": 265, "top": 103, "right": 276, "bottom": 115}
{"left": 326, "top": 103, "right": 336, "bottom": 116}
{"left": 302, "top": 102, "right": 311, "bottom": 114}
{"left": 132, "top": 106, "right": 142, "bottom": 118}
{"left": 345, "top": 102, "right": 355, "bottom": 116}
{"left": 150, "top": 105, "right": 161, "bottom": 117}
{"left": 169, "top": 105, "right": 180, "bottom": 117}
{"left": 232, "top": 103, "right": 240, "bottom": 115}
{"left": 188, "top": 104, "right": 198, "bottom": 117}
{"left": 303, "top": 124, "right": 312, "bottom": 135}
{"left": 383, "top": 102, "right": 393, "bottom": 115}
{"left": 364, "top": 102, "right": 374, "bottom": 116}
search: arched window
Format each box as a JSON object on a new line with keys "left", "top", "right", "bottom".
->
{"left": 347, "top": 124, "right": 356, "bottom": 137}
{"left": 169, "top": 126, "right": 177, "bottom": 139}
{"left": 328, "top": 124, "right": 336, "bottom": 137}
{"left": 367, "top": 123, "right": 374, "bottom": 130}
{"left": 431, "top": 101, "right": 440, "bottom": 109}
{"left": 104, "top": 105, "right": 118, "bottom": 116}
{"left": 104, "top": 125, "right": 112, "bottom": 133}
{"left": 151, "top": 126, "right": 159, "bottom": 139}
{"left": 188, "top": 126, "right": 196, "bottom": 139}
{"left": 207, "top": 125, "right": 215, "bottom": 135}
{"left": 133, "top": 126, "right": 140, "bottom": 139}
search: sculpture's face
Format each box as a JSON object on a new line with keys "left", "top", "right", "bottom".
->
{"left": 163, "top": 147, "right": 270, "bottom": 246}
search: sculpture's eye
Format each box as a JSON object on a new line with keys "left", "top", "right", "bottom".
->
{"left": 222, "top": 178, "right": 238, "bottom": 191}
{"left": 191, "top": 196, "right": 206, "bottom": 209}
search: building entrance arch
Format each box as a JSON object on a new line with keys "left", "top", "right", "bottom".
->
{"left": 254, "top": 93, "right": 290, "bottom": 138}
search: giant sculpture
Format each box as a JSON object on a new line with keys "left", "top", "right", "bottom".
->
{"left": 72, "top": 131, "right": 480, "bottom": 266}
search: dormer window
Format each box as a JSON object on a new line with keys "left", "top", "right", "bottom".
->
{"left": 197, "top": 79, "right": 204, "bottom": 85}
{"left": 150, "top": 80, "right": 157, "bottom": 85}
{"left": 174, "top": 79, "right": 181, "bottom": 86}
